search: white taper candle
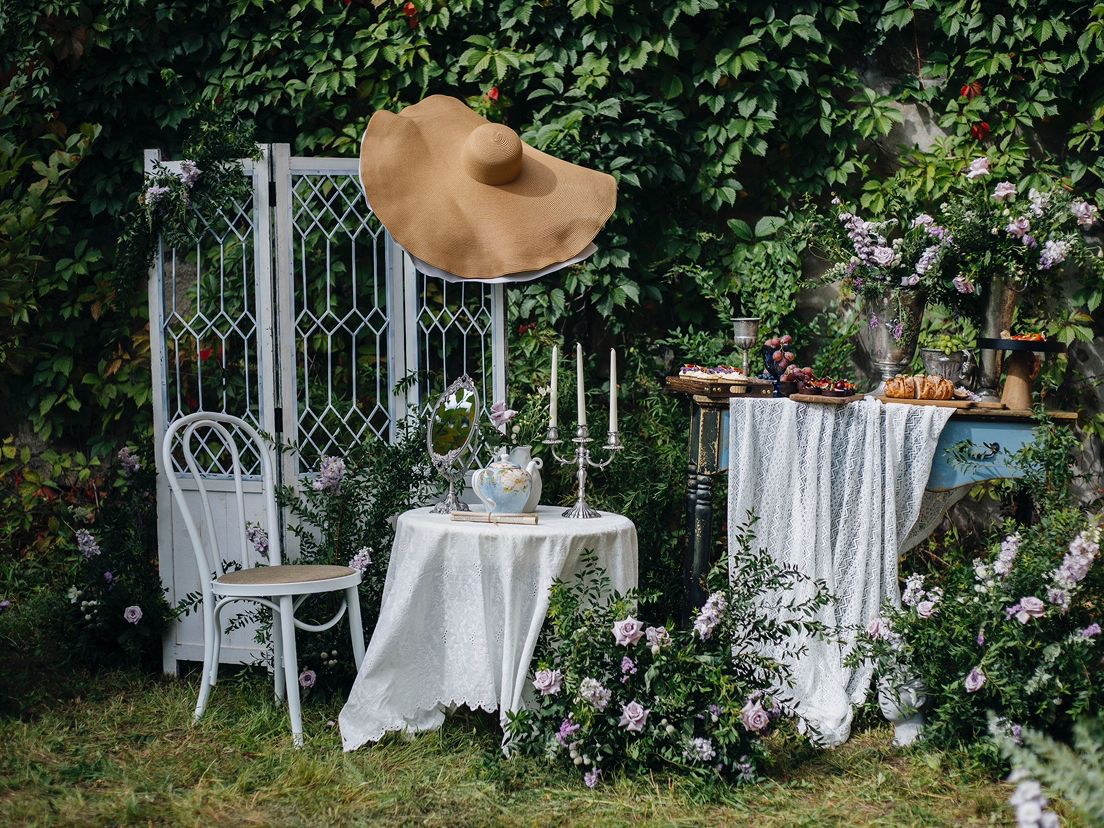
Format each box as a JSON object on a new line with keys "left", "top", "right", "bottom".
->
{"left": 549, "top": 345, "right": 558, "bottom": 429}
{"left": 609, "top": 348, "right": 618, "bottom": 433}
{"left": 576, "top": 342, "right": 586, "bottom": 426}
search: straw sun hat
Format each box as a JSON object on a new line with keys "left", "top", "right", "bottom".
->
{"left": 360, "top": 95, "right": 617, "bottom": 282}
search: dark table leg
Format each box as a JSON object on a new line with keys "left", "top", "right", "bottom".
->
{"left": 681, "top": 397, "right": 725, "bottom": 626}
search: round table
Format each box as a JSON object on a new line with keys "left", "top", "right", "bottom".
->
{"left": 338, "top": 505, "right": 638, "bottom": 752}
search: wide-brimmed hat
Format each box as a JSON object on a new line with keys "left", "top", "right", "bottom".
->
{"left": 360, "top": 95, "right": 617, "bottom": 281}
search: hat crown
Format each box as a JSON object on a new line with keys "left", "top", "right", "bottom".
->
{"left": 462, "top": 123, "right": 523, "bottom": 186}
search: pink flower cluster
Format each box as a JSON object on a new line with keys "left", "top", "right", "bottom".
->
{"left": 1047, "top": 528, "right": 1099, "bottom": 610}
{"left": 692, "top": 592, "right": 727, "bottom": 640}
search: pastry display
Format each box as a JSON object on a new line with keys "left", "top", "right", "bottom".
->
{"left": 679, "top": 364, "right": 748, "bottom": 382}
{"left": 884, "top": 374, "right": 955, "bottom": 400}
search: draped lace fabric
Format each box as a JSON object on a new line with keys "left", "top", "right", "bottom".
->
{"left": 727, "top": 398, "right": 952, "bottom": 746}
{"left": 339, "top": 506, "right": 638, "bottom": 752}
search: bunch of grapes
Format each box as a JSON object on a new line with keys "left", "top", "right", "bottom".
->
{"left": 928, "top": 332, "right": 970, "bottom": 355}
{"left": 765, "top": 334, "right": 797, "bottom": 374}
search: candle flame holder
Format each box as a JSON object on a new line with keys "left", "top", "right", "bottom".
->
{"left": 543, "top": 422, "right": 623, "bottom": 518}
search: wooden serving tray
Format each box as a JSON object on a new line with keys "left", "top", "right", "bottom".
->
{"left": 665, "top": 376, "right": 774, "bottom": 398}
{"left": 875, "top": 395, "right": 990, "bottom": 409}
{"left": 789, "top": 393, "right": 864, "bottom": 405}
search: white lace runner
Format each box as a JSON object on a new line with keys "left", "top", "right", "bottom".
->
{"left": 902, "top": 485, "right": 973, "bottom": 553}
{"left": 727, "top": 397, "right": 952, "bottom": 746}
{"left": 339, "top": 505, "right": 638, "bottom": 752}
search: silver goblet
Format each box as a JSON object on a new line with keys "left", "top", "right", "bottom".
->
{"left": 732, "top": 317, "right": 760, "bottom": 377}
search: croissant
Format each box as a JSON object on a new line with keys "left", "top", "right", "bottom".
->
{"left": 884, "top": 375, "right": 916, "bottom": 399}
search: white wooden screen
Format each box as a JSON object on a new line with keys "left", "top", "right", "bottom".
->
{"left": 149, "top": 144, "right": 506, "bottom": 673}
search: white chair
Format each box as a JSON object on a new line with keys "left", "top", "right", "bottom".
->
{"left": 162, "top": 412, "right": 365, "bottom": 745}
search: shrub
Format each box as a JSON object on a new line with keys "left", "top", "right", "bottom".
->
{"left": 507, "top": 515, "right": 831, "bottom": 787}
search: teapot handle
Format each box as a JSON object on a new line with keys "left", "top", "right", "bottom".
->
{"left": 472, "top": 468, "right": 497, "bottom": 512}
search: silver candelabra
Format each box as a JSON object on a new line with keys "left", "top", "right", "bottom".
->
{"left": 543, "top": 423, "right": 623, "bottom": 518}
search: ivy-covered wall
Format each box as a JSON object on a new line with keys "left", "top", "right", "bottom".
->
{"left": 3, "top": 0, "right": 1104, "bottom": 448}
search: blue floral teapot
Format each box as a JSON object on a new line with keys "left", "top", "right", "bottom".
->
{"left": 472, "top": 459, "right": 533, "bottom": 514}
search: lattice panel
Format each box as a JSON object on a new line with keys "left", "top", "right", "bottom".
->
{"left": 160, "top": 195, "right": 263, "bottom": 476}
{"left": 416, "top": 274, "right": 497, "bottom": 413}
{"left": 290, "top": 173, "right": 391, "bottom": 466}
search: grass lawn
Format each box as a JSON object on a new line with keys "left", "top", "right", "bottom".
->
{"left": 0, "top": 666, "right": 1078, "bottom": 828}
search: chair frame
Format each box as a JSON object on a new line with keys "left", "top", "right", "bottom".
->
{"left": 162, "top": 412, "right": 366, "bottom": 745}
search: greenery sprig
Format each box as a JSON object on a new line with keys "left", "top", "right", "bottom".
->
{"left": 114, "top": 103, "right": 259, "bottom": 308}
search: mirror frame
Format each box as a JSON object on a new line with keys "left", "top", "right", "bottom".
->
{"left": 426, "top": 373, "right": 479, "bottom": 513}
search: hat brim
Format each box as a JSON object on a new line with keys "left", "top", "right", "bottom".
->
{"left": 360, "top": 96, "right": 617, "bottom": 281}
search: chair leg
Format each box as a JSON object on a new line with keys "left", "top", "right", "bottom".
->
{"left": 279, "top": 595, "right": 304, "bottom": 746}
{"left": 272, "top": 604, "right": 285, "bottom": 702}
{"left": 195, "top": 599, "right": 217, "bottom": 723}
{"left": 345, "top": 586, "right": 366, "bottom": 671}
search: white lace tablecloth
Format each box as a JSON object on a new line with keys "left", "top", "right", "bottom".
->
{"left": 339, "top": 505, "right": 638, "bottom": 752}
{"left": 727, "top": 397, "right": 953, "bottom": 747}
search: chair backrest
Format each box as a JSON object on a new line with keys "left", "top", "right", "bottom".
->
{"left": 162, "top": 413, "right": 283, "bottom": 593}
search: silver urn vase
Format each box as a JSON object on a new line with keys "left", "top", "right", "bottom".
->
{"left": 869, "top": 288, "right": 928, "bottom": 392}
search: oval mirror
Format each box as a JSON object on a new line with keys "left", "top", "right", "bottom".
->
{"left": 426, "top": 374, "right": 479, "bottom": 513}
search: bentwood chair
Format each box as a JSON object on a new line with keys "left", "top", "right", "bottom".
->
{"left": 162, "top": 412, "right": 365, "bottom": 745}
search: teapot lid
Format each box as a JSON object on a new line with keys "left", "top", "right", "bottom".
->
{"left": 487, "top": 460, "right": 521, "bottom": 469}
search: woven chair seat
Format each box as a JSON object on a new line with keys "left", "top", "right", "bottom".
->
{"left": 217, "top": 565, "right": 357, "bottom": 586}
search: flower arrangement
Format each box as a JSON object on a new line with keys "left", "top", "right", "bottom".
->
{"left": 507, "top": 516, "right": 831, "bottom": 787}
{"left": 849, "top": 507, "right": 1102, "bottom": 753}
{"left": 933, "top": 157, "right": 1103, "bottom": 316}
{"left": 811, "top": 199, "right": 953, "bottom": 340}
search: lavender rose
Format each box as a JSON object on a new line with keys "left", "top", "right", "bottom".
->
{"left": 612, "top": 616, "right": 645, "bottom": 646}
{"left": 964, "top": 666, "right": 986, "bottom": 693}
{"left": 532, "top": 668, "right": 563, "bottom": 697}
{"left": 871, "top": 246, "right": 896, "bottom": 267}
{"left": 965, "top": 157, "right": 990, "bottom": 179}
{"left": 123, "top": 605, "right": 143, "bottom": 624}
{"left": 741, "top": 699, "right": 770, "bottom": 732}
{"left": 618, "top": 701, "right": 649, "bottom": 732}
{"left": 865, "top": 617, "right": 892, "bottom": 640}
{"left": 916, "top": 600, "right": 936, "bottom": 619}
{"left": 992, "top": 181, "right": 1017, "bottom": 202}
{"left": 1015, "top": 596, "right": 1046, "bottom": 624}
{"left": 298, "top": 669, "right": 317, "bottom": 688}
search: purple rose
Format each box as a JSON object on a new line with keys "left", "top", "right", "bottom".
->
{"left": 1015, "top": 596, "right": 1046, "bottom": 624}
{"left": 612, "top": 616, "right": 645, "bottom": 646}
{"left": 298, "top": 669, "right": 317, "bottom": 688}
{"left": 532, "top": 668, "right": 563, "bottom": 697}
{"left": 618, "top": 701, "right": 649, "bottom": 732}
{"left": 1006, "top": 217, "right": 1031, "bottom": 238}
{"left": 741, "top": 699, "right": 770, "bottom": 732}
{"left": 916, "top": 600, "right": 936, "bottom": 619}
{"left": 964, "top": 666, "right": 986, "bottom": 693}
{"left": 489, "top": 400, "right": 519, "bottom": 429}
{"left": 645, "top": 625, "right": 669, "bottom": 653}
{"left": 992, "top": 181, "right": 1017, "bottom": 202}
{"left": 123, "top": 605, "right": 143, "bottom": 624}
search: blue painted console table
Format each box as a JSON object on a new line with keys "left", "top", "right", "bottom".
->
{"left": 676, "top": 392, "right": 1076, "bottom": 620}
